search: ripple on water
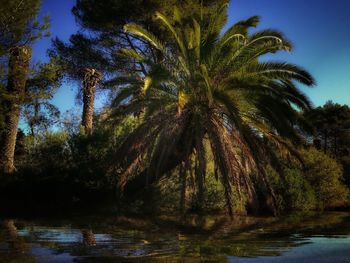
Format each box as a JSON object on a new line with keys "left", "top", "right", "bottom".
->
{"left": 0, "top": 212, "right": 350, "bottom": 263}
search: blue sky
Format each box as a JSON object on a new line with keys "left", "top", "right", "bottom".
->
{"left": 33, "top": 0, "right": 350, "bottom": 113}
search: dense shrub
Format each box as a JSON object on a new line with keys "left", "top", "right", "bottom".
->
{"left": 153, "top": 166, "right": 239, "bottom": 215}
{"left": 300, "top": 148, "right": 350, "bottom": 209}
{"left": 341, "top": 155, "right": 350, "bottom": 187}
{"left": 2, "top": 115, "right": 349, "bottom": 216}
{"left": 268, "top": 147, "right": 349, "bottom": 212}
{"left": 0, "top": 115, "right": 141, "bottom": 214}
{"left": 283, "top": 168, "right": 317, "bottom": 211}
{"left": 17, "top": 131, "right": 70, "bottom": 176}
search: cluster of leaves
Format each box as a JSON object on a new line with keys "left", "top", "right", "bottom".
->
{"left": 269, "top": 147, "right": 349, "bottom": 212}
{"left": 22, "top": 60, "right": 62, "bottom": 136}
{"left": 0, "top": 114, "right": 139, "bottom": 213}
{"left": 0, "top": 0, "right": 49, "bottom": 55}
{"left": 304, "top": 101, "right": 350, "bottom": 157}
{"left": 132, "top": 145, "right": 350, "bottom": 215}
{"left": 303, "top": 101, "right": 350, "bottom": 189}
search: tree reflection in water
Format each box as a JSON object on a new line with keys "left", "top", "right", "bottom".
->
{"left": 82, "top": 229, "right": 96, "bottom": 246}
{"left": 2, "top": 219, "right": 18, "bottom": 239}
{"left": 0, "top": 212, "right": 349, "bottom": 263}
{"left": 0, "top": 219, "right": 39, "bottom": 263}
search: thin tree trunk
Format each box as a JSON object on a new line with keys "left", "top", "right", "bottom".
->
{"left": 29, "top": 122, "right": 35, "bottom": 137}
{"left": 324, "top": 130, "right": 328, "bottom": 154}
{"left": 179, "top": 162, "right": 187, "bottom": 216}
{"left": 81, "top": 68, "right": 101, "bottom": 135}
{"left": 195, "top": 161, "right": 205, "bottom": 212}
{"left": 0, "top": 46, "right": 31, "bottom": 175}
{"left": 334, "top": 130, "right": 337, "bottom": 158}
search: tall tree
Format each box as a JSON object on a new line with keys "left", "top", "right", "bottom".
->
{"left": 304, "top": 101, "right": 350, "bottom": 158}
{"left": 111, "top": 4, "right": 315, "bottom": 216}
{"left": 0, "top": 0, "right": 49, "bottom": 174}
{"left": 50, "top": 34, "right": 106, "bottom": 135}
{"left": 1, "top": 46, "right": 31, "bottom": 174}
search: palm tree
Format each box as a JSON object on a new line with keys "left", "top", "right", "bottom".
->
{"left": 111, "top": 4, "right": 315, "bottom": 216}
{"left": 51, "top": 34, "right": 105, "bottom": 135}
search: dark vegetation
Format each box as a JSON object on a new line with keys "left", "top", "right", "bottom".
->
{"left": 0, "top": 0, "right": 350, "bottom": 219}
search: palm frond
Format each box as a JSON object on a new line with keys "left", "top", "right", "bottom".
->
{"left": 124, "top": 23, "right": 165, "bottom": 51}
{"left": 245, "top": 62, "right": 315, "bottom": 85}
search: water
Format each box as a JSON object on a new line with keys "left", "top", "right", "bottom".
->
{"left": 1, "top": 212, "right": 350, "bottom": 262}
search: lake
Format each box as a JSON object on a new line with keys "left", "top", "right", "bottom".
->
{"left": 1, "top": 212, "right": 350, "bottom": 262}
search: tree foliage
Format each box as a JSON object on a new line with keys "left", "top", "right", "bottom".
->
{"left": 69, "top": 0, "right": 227, "bottom": 79}
{"left": 269, "top": 147, "right": 350, "bottom": 211}
{"left": 0, "top": 0, "right": 52, "bottom": 174}
{"left": 0, "top": 0, "right": 49, "bottom": 54}
{"left": 72, "top": 0, "right": 228, "bottom": 32}
{"left": 110, "top": 3, "right": 314, "bottom": 216}
{"left": 23, "top": 60, "right": 62, "bottom": 137}
{"left": 304, "top": 101, "right": 350, "bottom": 158}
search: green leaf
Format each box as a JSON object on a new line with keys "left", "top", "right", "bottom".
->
{"left": 124, "top": 23, "right": 165, "bottom": 51}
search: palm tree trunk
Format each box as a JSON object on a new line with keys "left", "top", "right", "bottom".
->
{"left": 81, "top": 68, "right": 101, "bottom": 135}
{"left": 0, "top": 46, "right": 31, "bottom": 175}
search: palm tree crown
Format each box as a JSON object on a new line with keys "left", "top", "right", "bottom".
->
{"left": 111, "top": 4, "right": 315, "bottom": 216}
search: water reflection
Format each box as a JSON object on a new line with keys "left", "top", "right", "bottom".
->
{"left": 0, "top": 220, "right": 39, "bottom": 263}
{"left": 2, "top": 219, "right": 18, "bottom": 239}
{"left": 0, "top": 212, "right": 350, "bottom": 263}
{"left": 82, "top": 229, "right": 96, "bottom": 246}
